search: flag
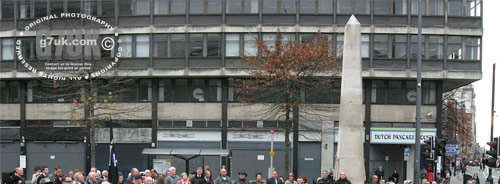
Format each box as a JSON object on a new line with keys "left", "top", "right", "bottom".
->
{"left": 108, "top": 120, "right": 119, "bottom": 184}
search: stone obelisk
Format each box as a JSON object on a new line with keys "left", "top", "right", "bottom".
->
{"left": 334, "top": 15, "right": 365, "bottom": 184}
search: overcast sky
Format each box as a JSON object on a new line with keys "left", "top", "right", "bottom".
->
{"left": 471, "top": 0, "right": 500, "bottom": 148}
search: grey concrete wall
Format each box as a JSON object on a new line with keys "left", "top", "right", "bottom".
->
{"left": 158, "top": 103, "right": 221, "bottom": 120}
{"left": 0, "top": 142, "right": 20, "bottom": 179}
{"left": 25, "top": 142, "right": 85, "bottom": 178}
{"left": 0, "top": 104, "right": 20, "bottom": 120}
{"left": 26, "top": 104, "right": 79, "bottom": 120}
{"left": 371, "top": 105, "right": 436, "bottom": 123}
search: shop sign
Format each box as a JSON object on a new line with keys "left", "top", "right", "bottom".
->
{"left": 370, "top": 130, "right": 436, "bottom": 144}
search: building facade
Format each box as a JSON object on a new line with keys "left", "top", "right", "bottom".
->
{"left": 0, "top": 0, "right": 482, "bottom": 182}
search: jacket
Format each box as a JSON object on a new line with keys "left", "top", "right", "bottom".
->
{"left": 266, "top": 178, "right": 282, "bottom": 184}
{"left": 334, "top": 178, "right": 351, "bottom": 184}
{"left": 166, "top": 175, "right": 182, "bottom": 184}
{"left": 200, "top": 177, "right": 214, "bottom": 184}
{"left": 214, "top": 176, "right": 231, "bottom": 184}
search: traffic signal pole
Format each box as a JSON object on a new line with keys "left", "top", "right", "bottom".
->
{"left": 489, "top": 63, "right": 495, "bottom": 178}
{"left": 414, "top": 0, "right": 423, "bottom": 183}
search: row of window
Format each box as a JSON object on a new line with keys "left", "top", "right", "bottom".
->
{"left": 0, "top": 0, "right": 481, "bottom": 19}
{"left": 0, "top": 79, "right": 437, "bottom": 105}
{"left": 1, "top": 34, "right": 481, "bottom": 61}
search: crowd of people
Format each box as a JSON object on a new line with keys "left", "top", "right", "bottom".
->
{"left": 4, "top": 165, "right": 500, "bottom": 184}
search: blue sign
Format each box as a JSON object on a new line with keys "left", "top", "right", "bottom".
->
{"left": 404, "top": 148, "right": 410, "bottom": 154}
{"left": 446, "top": 144, "right": 458, "bottom": 155}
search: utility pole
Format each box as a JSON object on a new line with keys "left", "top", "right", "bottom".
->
{"left": 488, "top": 63, "right": 495, "bottom": 178}
{"left": 414, "top": 0, "right": 423, "bottom": 183}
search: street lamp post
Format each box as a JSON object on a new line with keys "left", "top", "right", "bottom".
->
{"left": 269, "top": 129, "right": 275, "bottom": 178}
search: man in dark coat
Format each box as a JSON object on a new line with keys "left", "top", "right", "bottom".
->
{"left": 234, "top": 172, "right": 248, "bottom": 184}
{"left": 199, "top": 170, "right": 213, "bottom": 184}
{"left": 267, "top": 171, "right": 283, "bottom": 184}
{"left": 334, "top": 172, "right": 350, "bottom": 184}
{"left": 190, "top": 168, "right": 204, "bottom": 184}
{"left": 8, "top": 167, "right": 25, "bottom": 184}
{"left": 374, "top": 166, "right": 384, "bottom": 183}
{"left": 317, "top": 171, "right": 334, "bottom": 184}
{"left": 37, "top": 166, "right": 49, "bottom": 184}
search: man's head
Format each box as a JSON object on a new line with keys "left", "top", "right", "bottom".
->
{"left": 62, "top": 176, "right": 73, "bottom": 184}
{"left": 380, "top": 178, "right": 386, "bottom": 184}
{"left": 422, "top": 179, "right": 428, "bottom": 184}
{"left": 272, "top": 171, "right": 278, "bottom": 179}
{"left": 34, "top": 166, "right": 41, "bottom": 173}
{"left": 238, "top": 172, "right": 247, "bottom": 180}
{"left": 133, "top": 174, "right": 143, "bottom": 184}
{"left": 371, "top": 175, "right": 378, "bottom": 183}
{"left": 40, "top": 178, "right": 53, "bottom": 184}
{"left": 288, "top": 173, "right": 294, "bottom": 181}
{"left": 42, "top": 166, "right": 49, "bottom": 175}
{"left": 144, "top": 170, "right": 151, "bottom": 177}
{"left": 378, "top": 166, "right": 382, "bottom": 171}
{"left": 204, "top": 170, "right": 211, "bottom": 178}
{"left": 220, "top": 169, "right": 227, "bottom": 177}
{"left": 144, "top": 177, "right": 153, "bottom": 184}
{"left": 339, "top": 172, "right": 346, "bottom": 180}
{"left": 102, "top": 170, "right": 108, "bottom": 177}
{"left": 166, "top": 171, "right": 171, "bottom": 177}
{"left": 78, "top": 173, "right": 86, "bottom": 183}
{"left": 54, "top": 166, "right": 62, "bottom": 175}
{"left": 131, "top": 168, "right": 139, "bottom": 177}
{"left": 14, "top": 167, "right": 23, "bottom": 177}
{"left": 297, "top": 177, "right": 303, "bottom": 184}
{"left": 89, "top": 172, "right": 97, "bottom": 183}
{"left": 169, "top": 167, "right": 177, "bottom": 176}
{"left": 321, "top": 171, "right": 328, "bottom": 179}
{"left": 255, "top": 173, "right": 262, "bottom": 181}
{"left": 90, "top": 168, "right": 97, "bottom": 173}
{"left": 196, "top": 168, "right": 203, "bottom": 176}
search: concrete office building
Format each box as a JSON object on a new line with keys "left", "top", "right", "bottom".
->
{"left": 0, "top": 0, "right": 482, "bottom": 182}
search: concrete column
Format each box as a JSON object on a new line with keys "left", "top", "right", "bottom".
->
{"left": 334, "top": 15, "right": 366, "bottom": 184}
{"left": 407, "top": 145, "right": 416, "bottom": 182}
{"left": 321, "top": 121, "right": 335, "bottom": 172}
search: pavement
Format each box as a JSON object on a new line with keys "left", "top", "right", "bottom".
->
{"left": 450, "top": 166, "right": 500, "bottom": 183}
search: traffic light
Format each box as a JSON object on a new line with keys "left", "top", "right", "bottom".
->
{"left": 483, "top": 137, "right": 499, "bottom": 168}
{"left": 436, "top": 138, "right": 448, "bottom": 157}
{"left": 423, "top": 137, "right": 434, "bottom": 160}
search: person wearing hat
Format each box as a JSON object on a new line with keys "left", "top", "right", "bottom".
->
{"left": 234, "top": 172, "right": 248, "bottom": 184}
{"left": 133, "top": 174, "right": 143, "bottom": 184}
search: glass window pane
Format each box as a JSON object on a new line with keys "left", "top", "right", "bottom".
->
{"left": 243, "top": 0, "right": 259, "bottom": 13}
{"left": 175, "top": 79, "right": 189, "bottom": 102}
{"left": 190, "top": 0, "right": 204, "bottom": 14}
{"left": 154, "top": 0, "right": 169, "bottom": 14}
{"left": 404, "top": 81, "right": 416, "bottom": 104}
{"left": 83, "top": 0, "right": 98, "bottom": 15}
{"left": 318, "top": 0, "right": 333, "bottom": 14}
{"left": 207, "top": 0, "right": 222, "bottom": 14}
{"left": 300, "top": 34, "right": 315, "bottom": 42}
{"left": 354, "top": 0, "right": 369, "bottom": 14}
{"left": 159, "top": 79, "right": 173, "bottom": 102}
{"left": 387, "top": 81, "right": 402, "bottom": 104}
{"left": 244, "top": 34, "right": 258, "bottom": 56}
{"left": 281, "top": 34, "right": 295, "bottom": 45}
{"left": 361, "top": 34, "right": 369, "bottom": 58}
{"left": 422, "top": 81, "right": 436, "bottom": 105}
{"left": 153, "top": 34, "right": 168, "bottom": 57}
{"left": 300, "top": 0, "right": 315, "bottom": 14}
{"left": 448, "top": 0, "right": 463, "bottom": 16}
{"left": 392, "top": 35, "right": 407, "bottom": 59}
{"left": 263, "top": 34, "right": 277, "bottom": 50}
{"left": 374, "top": 35, "right": 389, "bottom": 58}
{"left": 34, "top": 0, "right": 47, "bottom": 18}
{"left": 336, "top": 34, "right": 344, "bottom": 57}
{"left": 337, "top": 0, "right": 352, "bottom": 14}
{"left": 20, "top": 38, "right": 33, "bottom": 60}
{"left": 68, "top": 0, "right": 81, "bottom": 13}
{"left": 263, "top": 0, "right": 278, "bottom": 13}
{"left": 171, "top": 34, "right": 186, "bottom": 57}
{"left": 466, "top": 37, "right": 480, "bottom": 60}
{"left": 119, "top": 0, "right": 133, "bottom": 15}
{"left": 411, "top": 0, "right": 422, "bottom": 15}
{"left": 466, "top": 0, "right": 480, "bottom": 16}
{"left": 1, "top": 0, "right": 14, "bottom": 19}
{"left": 281, "top": 0, "right": 296, "bottom": 13}
{"left": 447, "top": 36, "right": 462, "bottom": 60}
{"left": 18, "top": 0, "right": 31, "bottom": 19}
{"left": 227, "top": 0, "right": 242, "bottom": 13}
{"left": 136, "top": 0, "right": 151, "bottom": 15}
{"left": 50, "top": 0, "right": 64, "bottom": 15}
{"left": 371, "top": 80, "right": 385, "bottom": 104}
{"left": 2, "top": 39, "right": 14, "bottom": 60}
{"left": 136, "top": 35, "right": 150, "bottom": 57}
{"left": 207, "top": 34, "right": 221, "bottom": 56}
{"left": 428, "top": 35, "right": 443, "bottom": 59}
{"left": 8, "top": 81, "right": 20, "bottom": 103}
{"left": 374, "top": 0, "right": 390, "bottom": 15}
{"left": 119, "top": 35, "right": 132, "bottom": 57}
{"left": 429, "top": 0, "right": 444, "bottom": 15}
{"left": 189, "top": 34, "right": 204, "bottom": 56}
{"left": 102, "top": 0, "right": 115, "bottom": 16}
{"left": 139, "top": 79, "right": 152, "bottom": 101}
{"left": 410, "top": 35, "right": 424, "bottom": 60}
{"left": 171, "top": 0, "right": 186, "bottom": 14}
{"left": 226, "top": 34, "right": 240, "bottom": 57}
{"left": 207, "top": 79, "right": 221, "bottom": 102}
{"left": 394, "top": 0, "right": 407, "bottom": 14}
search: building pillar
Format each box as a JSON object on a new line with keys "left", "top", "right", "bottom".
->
{"left": 364, "top": 80, "right": 372, "bottom": 180}
{"left": 321, "top": 121, "right": 334, "bottom": 172}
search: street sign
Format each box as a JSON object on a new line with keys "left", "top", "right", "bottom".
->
{"left": 446, "top": 144, "right": 458, "bottom": 155}
{"left": 269, "top": 151, "right": 275, "bottom": 156}
{"left": 404, "top": 148, "right": 410, "bottom": 161}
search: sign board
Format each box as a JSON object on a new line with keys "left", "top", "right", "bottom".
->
{"left": 304, "top": 158, "right": 314, "bottom": 161}
{"left": 370, "top": 130, "right": 436, "bottom": 144}
{"left": 446, "top": 144, "right": 458, "bottom": 155}
{"left": 404, "top": 148, "right": 410, "bottom": 161}
{"left": 153, "top": 159, "right": 171, "bottom": 174}
{"left": 257, "top": 155, "right": 265, "bottom": 160}
{"left": 437, "top": 156, "right": 442, "bottom": 174}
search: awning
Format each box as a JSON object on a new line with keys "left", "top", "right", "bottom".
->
{"left": 142, "top": 148, "right": 231, "bottom": 156}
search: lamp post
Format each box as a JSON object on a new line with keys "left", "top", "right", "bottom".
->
{"left": 269, "top": 129, "right": 275, "bottom": 178}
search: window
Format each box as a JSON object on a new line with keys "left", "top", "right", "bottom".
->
{"left": 1, "top": 0, "right": 14, "bottom": 19}
{"left": 136, "top": 35, "right": 150, "bottom": 57}
{"left": 336, "top": 34, "right": 343, "bottom": 57}
{"left": 374, "top": 0, "right": 390, "bottom": 15}
{"left": 361, "top": 34, "right": 369, "bottom": 58}
{"left": 161, "top": 79, "right": 222, "bottom": 102}
{"left": 207, "top": 34, "right": 221, "bottom": 56}
{"left": 387, "top": 81, "right": 402, "bottom": 104}
{"left": 119, "top": 0, "right": 133, "bottom": 15}
{"left": 422, "top": 81, "right": 436, "bottom": 105}
{"left": 18, "top": 0, "right": 31, "bottom": 19}
{"left": 50, "top": 0, "right": 65, "bottom": 15}
{"left": 374, "top": 0, "right": 407, "bottom": 15}
{"left": 371, "top": 80, "right": 385, "bottom": 104}
{"left": 392, "top": 35, "right": 407, "bottom": 59}
{"left": 466, "top": 0, "right": 480, "bottom": 16}
{"left": 67, "top": 0, "right": 81, "bottom": 13}
{"left": 154, "top": 0, "right": 169, "bottom": 14}
{"left": 20, "top": 38, "right": 34, "bottom": 60}
{"left": 101, "top": 0, "right": 115, "bottom": 16}
{"left": 263, "top": 0, "right": 296, "bottom": 14}
{"left": 153, "top": 34, "right": 168, "bottom": 57}
{"left": 447, "top": 36, "right": 462, "bottom": 60}
{"left": 2, "top": 38, "right": 14, "bottom": 60}
{"left": 300, "top": 34, "right": 315, "bottom": 42}
{"left": 300, "top": 0, "right": 333, "bottom": 14}
{"left": 263, "top": 34, "right": 277, "bottom": 50}
{"left": 404, "top": 81, "right": 416, "bottom": 104}
{"left": 373, "top": 35, "right": 389, "bottom": 58}
{"left": 207, "top": 79, "right": 222, "bottom": 102}
{"left": 139, "top": 79, "right": 152, "bottom": 102}
{"left": 466, "top": 37, "right": 480, "bottom": 60}
{"left": 83, "top": 0, "right": 97, "bottom": 15}
{"left": 428, "top": 35, "right": 443, "bottom": 59}
{"left": 159, "top": 79, "right": 173, "bottom": 101}
{"left": 136, "top": 0, "right": 151, "bottom": 15}
{"left": 0, "top": 81, "right": 20, "bottom": 103}
{"left": 34, "top": 0, "right": 47, "bottom": 18}
{"left": 226, "top": 34, "right": 240, "bottom": 57}
{"left": 190, "top": 0, "right": 222, "bottom": 14}
{"left": 410, "top": 35, "right": 424, "bottom": 60}
{"left": 448, "top": 0, "right": 463, "bottom": 16}
{"left": 175, "top": 79, "right": 189, "bottom": 102}
{"left": 338, "top": 0, "right": 369, "bottom": 14}
{"left": 171, "top": 34, "right": 186, "bottom": 57}
{"left": 189, "top": 34, "right": 204, "bottom": 56}
{"left": 244, "top": 34, "right": 258, "bottom": 56}
{"left": 394, "top": 0, "right": 407, "bottom": 14}
{"left": 119, "top": 35, "right": 133, "bottom": 57}
{"left": 429, "top": 0, "right": 444, "bottom": 15}
{"left": 171, "top": 0, "right": 186, "bottom": 14}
